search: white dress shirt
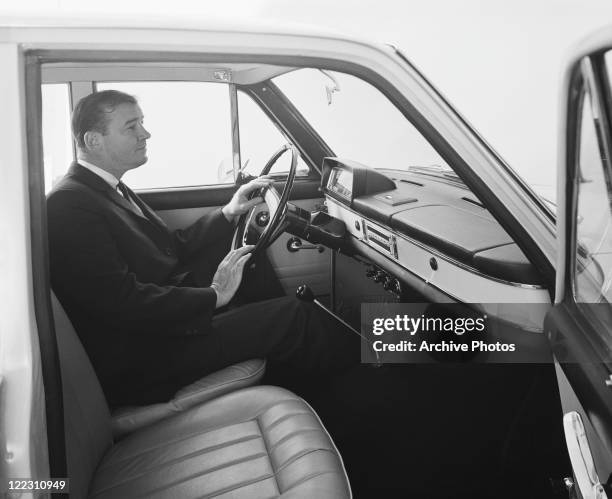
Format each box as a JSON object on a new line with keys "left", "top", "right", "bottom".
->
{"left": 78, "top": 159, "right": 144, "bottom": 216}
{"left": 78, "top": 159, "right": 121, "bottom": 189}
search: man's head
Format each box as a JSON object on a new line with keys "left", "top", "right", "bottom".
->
{"left": 72, "top": 90, "right": 151, "bottom": 178}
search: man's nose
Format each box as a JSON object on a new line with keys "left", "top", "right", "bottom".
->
{"left": 140, "top": 126, "right": 151, "bottom": 140}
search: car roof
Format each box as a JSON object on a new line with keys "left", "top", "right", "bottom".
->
{"left": 0, "top": 14, "right": 373, "bottom": 45}
{"left": 0, "top": 14, "right": 396, "bottom": 85}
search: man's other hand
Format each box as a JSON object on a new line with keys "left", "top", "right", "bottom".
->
{"left": 222, "top": 176, "right": 275, "bottom": 222}
{"left": 210, "top": 245, "right": 254, "bottom": 308}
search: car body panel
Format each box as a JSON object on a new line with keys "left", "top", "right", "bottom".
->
{"left": 0, "top": 41, "right": 50, "bottom": 487}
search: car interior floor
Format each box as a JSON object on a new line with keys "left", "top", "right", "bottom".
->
{"left": 264, "top": 253, "right": 573, "bottom": 499}
{"left": 304, "top": 361, "right": 571, "bottom": 499}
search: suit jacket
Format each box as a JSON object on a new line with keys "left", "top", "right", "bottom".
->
{"left": 47, "top": 163, "right": 234, "bottom": 394}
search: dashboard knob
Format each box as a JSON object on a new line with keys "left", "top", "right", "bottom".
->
{"left": 374, "top": 271, "right": 386, "bottom": 283}
{"left": 255, "top": 211, "right": 270, "bottom": 227}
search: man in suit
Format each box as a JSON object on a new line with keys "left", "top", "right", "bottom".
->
{"left": 48, "top": 90, "right": 355, "bottom": 407}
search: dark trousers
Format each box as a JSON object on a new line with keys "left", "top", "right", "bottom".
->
{"left": 123, "top": 296, "right": 357, "bottom": 406}
{"left": 116, "top": 245, "right": 358, "bottom": 407}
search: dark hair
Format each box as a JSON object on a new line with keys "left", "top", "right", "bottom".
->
{"left": 71, "top": 90, "right": 138, "bottom": 149}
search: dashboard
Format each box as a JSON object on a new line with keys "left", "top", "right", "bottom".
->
{"left": 320, "top": 157, "right": 550, "bottom": 309}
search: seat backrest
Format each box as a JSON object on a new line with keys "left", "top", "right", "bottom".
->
{"left": 51, "top": 292, "right": 112, "bottom": 499}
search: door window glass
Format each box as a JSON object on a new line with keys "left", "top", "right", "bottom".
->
{"left": 237, "top": 91, "right": 310, "bottom": 179}
{"left": 574, "top": 89, "right": 612, "bottom": 304}
{"left": 97, "top": 81, "right": 233, "bottom": 189}
{"left": 42, "top": 83, "right": 73, "bottom": 193}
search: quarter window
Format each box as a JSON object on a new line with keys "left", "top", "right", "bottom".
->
{"left": 237, "top": 91, "right": 310, "bottom": 178}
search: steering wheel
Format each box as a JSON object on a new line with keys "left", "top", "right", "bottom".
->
{"left": 231, "top": 144, "right": 298, "bottom": 254}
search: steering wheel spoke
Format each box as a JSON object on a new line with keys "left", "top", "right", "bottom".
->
{"left": 231, "top": 144, "right": 298, "bottom": 254}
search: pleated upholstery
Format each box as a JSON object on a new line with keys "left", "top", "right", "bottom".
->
{"left": 111, "top": 359, "right": 267, "bottom": 439}
{"left": 89, "top": 386, "right": 351, "bottom": 499}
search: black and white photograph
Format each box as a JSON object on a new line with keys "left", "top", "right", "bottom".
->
{"left": 2, "top": 1, "right": 612, "bottom": 498}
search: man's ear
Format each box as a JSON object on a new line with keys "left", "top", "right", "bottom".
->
{"left": 83, "top": 130, "right": 102, "bottom": 152}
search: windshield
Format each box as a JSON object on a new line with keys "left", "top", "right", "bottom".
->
{"left": 273, "top": 68, "right": 451, "bottom": 174}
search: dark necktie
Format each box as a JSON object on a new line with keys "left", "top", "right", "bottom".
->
{"left": 117, "top": 181, "right": 132, "bottom": 201}
{"left": 117, "top": 181, "right": 144, "bottom": 216}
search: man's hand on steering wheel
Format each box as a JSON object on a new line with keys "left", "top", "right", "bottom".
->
{"left": 221, "top": 176, "right": 274, "bottom": 223}
{"left": 231, "top": 144, "right": 298, "bottom": 255}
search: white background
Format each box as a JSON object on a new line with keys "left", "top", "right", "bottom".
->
{"left": 3, "top": 0, "right": 612, "bottom": 199}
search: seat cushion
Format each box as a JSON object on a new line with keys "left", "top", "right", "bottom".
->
{"left": 89, "top": 386, "right": 351, "bottom": 498}
{"left": 111, "top": 359, "right": 266, "bottom": 439}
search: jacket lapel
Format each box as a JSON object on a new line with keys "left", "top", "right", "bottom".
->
{"left": 121, "top": 183, "right": 168, "bottom": 230}
{"left": 68, "top": 163, "right": 166, "bottom": 230}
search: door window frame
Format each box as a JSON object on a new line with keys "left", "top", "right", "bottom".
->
{"left": 548, "top": 48, "right": 612, "bottom": 489}
{"left": 550, "top": 52, "right": 612, "bottom": 366}
{"left": 568, "top": 56, "right": 612, "bottom": 300}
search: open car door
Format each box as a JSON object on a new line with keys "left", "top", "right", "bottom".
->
{"left": 546, "top": 29, "right": 612, "bottom": 499}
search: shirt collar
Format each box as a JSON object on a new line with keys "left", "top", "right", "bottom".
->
{"left": 78, "top": 159, "right": 121, "bottom": 189}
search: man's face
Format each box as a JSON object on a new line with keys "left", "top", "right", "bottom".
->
{"left": 97, "top": 103, "right": 151, "bottom": 173}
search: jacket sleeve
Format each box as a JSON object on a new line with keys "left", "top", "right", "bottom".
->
{"left": 48, "top": 191, "right": 217, "bottom": 336}
{"left": 172, "top": 207, "right": 235, "bottom": 261}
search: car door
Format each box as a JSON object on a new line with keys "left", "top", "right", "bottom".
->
{"left": 41, "top": 68, "right": 330, "bottom": 298}
{"left": 546, "top": 33, "right": 612, "bottom": 499}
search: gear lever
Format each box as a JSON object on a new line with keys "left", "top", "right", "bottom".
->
{"left": 296, "top": 284, "right": 315, "bottom": 303}
{"left": 295, "top": 283, "right": 381, "bottom": 364}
